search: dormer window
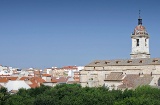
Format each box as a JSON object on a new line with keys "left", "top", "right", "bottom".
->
{"left": 116, "top": 61, "right": 120, "bottom": 64}
{"left": 105, "top": 61, "right": 110, "bottom": 64}
{"left": 153, "top": 59, "right": 158, "bottom": 63}
{"left": 95, "top": 62, "right": 100, "bottom": 64}
{"left": 139, "top": 60, "right": 143, "bottom": 63}
{"left": 127, "top": 60, "right": 132, "bottom": 63}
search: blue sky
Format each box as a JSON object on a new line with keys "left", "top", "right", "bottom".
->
{"left": 0, "top": 0, "right": 160, "bottom": 69}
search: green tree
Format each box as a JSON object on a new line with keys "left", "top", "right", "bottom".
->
{"left": 0, "top": 87, "right": 10, "bottom": 105}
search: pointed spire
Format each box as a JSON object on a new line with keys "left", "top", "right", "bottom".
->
{"left": 138, "top": 10, "right": 142, "bottom": 25}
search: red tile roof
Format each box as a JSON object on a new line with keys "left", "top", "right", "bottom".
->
{"left": 42, "top": 74, "right": 51, "bottom": 77}
{"left": 52, "top": 77, "right": 68, "bottom": 83}
{"left": 29, "top": 83, "right": 39, "bottom": 88}
{"left": 7, "top": 77, "right": 18, "bottom": 80}
{"left": 51, "top": 79, "right": 57, "bottom": 83}
{"left": 0, "top": 78, "right": 8, "bottom": 83}
{"left": 30, "top": 77, "right": 46, "bottom": 84}
{"left": 0, "top": 77, "right": 18, "bottom": 83}
{"left": 63, "top": 66, "right": 77, "bottom": 70}
{"left": 29, "top": 77, "right": 46, "bottom": 88}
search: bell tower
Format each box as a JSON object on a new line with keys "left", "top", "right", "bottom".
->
{"left": 130, "top": 11, "right": 150, "bottom": 59}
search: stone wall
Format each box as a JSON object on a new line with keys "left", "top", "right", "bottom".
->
{"left": 80, "top": 64, "right": 160, "bottom": 88}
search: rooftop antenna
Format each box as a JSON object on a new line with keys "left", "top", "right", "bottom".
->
{"left": 138, "top": 10, "right": 142, "bottom": 25}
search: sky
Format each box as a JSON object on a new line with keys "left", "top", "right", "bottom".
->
{"left": 0, "top": 0, "right": 160, "bottom": 69}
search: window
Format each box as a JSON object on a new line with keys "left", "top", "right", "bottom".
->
{"left": 136, "top": 39, "right": 139, "bottom": 46}
{"left": 95, "top": 62, "right": 100, "bottom": 64}
{"left": 153, "top": 59, "right": 158, "bottom": 63}
{"left": 105, "top": 61, "right": 110, "bottom": 64}
{"left": 139, "top": 60, "right": 143, "bottom": 63}
{"left": 116, "top": 61, "right": 120, "bottom": 64}
{"left": 145, "top": 39, "right": 147, "bottom": 46}
{"left": 127, "top": 60, "right": 132, "bottom": 63}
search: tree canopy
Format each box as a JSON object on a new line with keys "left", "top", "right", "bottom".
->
{"left": 1, "top": 84, "right": 160, "bottom": 105}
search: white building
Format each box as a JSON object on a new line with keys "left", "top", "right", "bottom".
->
{"left": 5, "top": 80, "right": 31, "bottom": 92}
{"left": 130, "top": 15, "right": 150, "bottom": 59}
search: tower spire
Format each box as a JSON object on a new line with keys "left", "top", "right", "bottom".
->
{"left": 139, "top": 10, "right": 141, "bottom": 18}
{"left": 130, "top": 11, "right": 150, "bottom": 59}
{"left": 138, "top": 10, "right": 142, "bottom": 25}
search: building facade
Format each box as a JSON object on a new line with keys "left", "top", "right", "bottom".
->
{"left": 80, "top": 15, "right": 160, "bottom": 89}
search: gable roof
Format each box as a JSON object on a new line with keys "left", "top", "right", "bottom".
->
{"left": 0, "top": 77, "right": 18, "bottom": 83}
{"left": 118, "top": 74, "right": 153, "bottom": 89}
{"left": 30, "top": 77, "right": 46, "bottom": 84}
{"left": 86, "top": 58, "right": 160, "bottom": 66}
{"left": 7, "top": 77, "right": 18, "bottom": 80}
{"left": 105, "top": 72, "right": 124, "bottom": 81}
{"left": 52, "top": 77, "right": 68, "bottom": 83}
{"left": 29, "top": 83, "right": 39, "bottom": 88}
{"left": 0, "top": 78, "right": 8, "bottom": 83}
{"left": 42, "top": 74, "right": 51, "bottom": 77}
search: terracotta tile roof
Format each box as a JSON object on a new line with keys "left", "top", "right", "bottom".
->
{"left": 51, "top": 79, "right": 57, "bottom": 83}
{"left": 7, "top": 77, "right": 18, "bottom": 80}
{"left": 36, "top": 78, "right": 45, "bottom": 83}
{"left": 30, "top": 79, "right": 36, "bottom": 84}
{"left": 63, "top": 66, "right": 77, "bottom": 70}
{"left": 29, "top": 77, "right": 45, "bottom": 88}
{"left": 42, "top": 74, "right": 51, "bottom": 77}
{"left": 0, "top": 77, "right": 18, "bottom": 83}
{"left": 118, "top": 74, "right": 153, "bottom": 89}
{"left": 0, "top": 78, "right": 8, "bottom": 83}
{"left": 134, "top": 74, "right": 153, "bottom": 87}
{"left": 52, "top": 77, "right": 68, "bottom": 83}
{"left": 29, "top": 83, "right": 39, "bottom": 88}
{"left": 31, "top": 77, "right": 39, "bottom": 79}
{"left": 118, "top": 74, "right": 139, "bottom": 88}
{"left": 105, "top": 72, "right": 124, "bottom": 81}
{"left": 30, "top": 77, "right": 46, "bottom": 84}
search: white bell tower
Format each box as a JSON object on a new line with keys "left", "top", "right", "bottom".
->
{"left": 130, "top": 11, "right": 150, "bottom": 59}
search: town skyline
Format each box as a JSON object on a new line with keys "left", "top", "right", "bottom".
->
{"left": 1, "top": 0, "right": 160, "bottom": 68}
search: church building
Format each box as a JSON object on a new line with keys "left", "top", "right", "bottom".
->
{"left": 80, "top": 14, "right": 160, "bottom": 90}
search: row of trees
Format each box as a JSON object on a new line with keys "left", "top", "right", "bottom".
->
{"left": 1, "top": 84, "right": 160, "bottom": 105}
